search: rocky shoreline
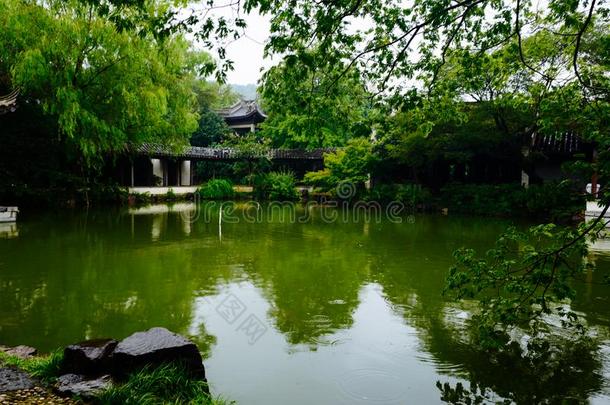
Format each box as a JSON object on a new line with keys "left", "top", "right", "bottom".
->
{"left": 0, "top": 327, "right": 212, "bottom": 404}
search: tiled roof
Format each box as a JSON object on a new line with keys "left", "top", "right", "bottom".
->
{"left": 134, "top": 143, "right": 332, "bottom": 160}
{"left": 528, "top": 131, "right": 585, "bottom": 154}
{"left": 216, "top": 99, "right": 267, "bottom": 119}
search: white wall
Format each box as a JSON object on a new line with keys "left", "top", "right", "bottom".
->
{"left": 151, "top": 158, "right": 164, "bottom": 185}
{"left": 180, "top": 160, "right": 191, "bottom": 186}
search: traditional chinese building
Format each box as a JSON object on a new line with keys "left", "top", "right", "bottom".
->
{"left": 216, "top": 99, "right": 267, "bottom": 134}
{"left": 521, "top": 130, "right": 593, "bottom": 187}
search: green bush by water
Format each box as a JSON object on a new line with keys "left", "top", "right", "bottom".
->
{"left": 165, "top": 188, "right": 177, "bottom": 202}
{"left": 365, "top": 183, "right": 432, "bottom": 209}
{"left": 254, "top": 171, "right": 299, "bottom": 200}
{"left": 131, "top": 192, "right": 152, "bottom": 205}
{"left": 197, "top": 179, "right": 235, "bottom": 199}
{"left": 438, "top": 181, "right": 584, "bottom": 221}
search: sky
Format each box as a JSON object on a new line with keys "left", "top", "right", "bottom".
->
{"left": 184, "top": 3, "right": 274, "bottom": 86}
{"left": 219, "top": 11, "right": 273, "bottom": 85}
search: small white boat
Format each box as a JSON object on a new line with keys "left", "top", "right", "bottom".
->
{"left": 0, "top": 207, "right": 18, "bottom": 223}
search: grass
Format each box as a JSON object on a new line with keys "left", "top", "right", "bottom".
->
{"left": 0, "top": 350, "right": 64, "bottom": 384}
{"left": 94, "top": 362, "right": 231, "bottom": 405}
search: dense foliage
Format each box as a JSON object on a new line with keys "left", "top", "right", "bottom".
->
{"left": 446, "top": 221, "right": 604, "bottom": 349}
{"left": 258, "top": 53, "right": 373, "bottom": 148}
{"left": 190, "top": 81, "right": 237, "bottom": 147}
{"left": 304, "top": 138, "right": 376, "bottom": 195}
{"left": 254, "top": 171, "right": 300, "bottom": 201}
{"left": 0, "top": 0, "right": 201, "bottom": 163}
{"left": 439, "top": 181, "right": 585, "bottom": 221}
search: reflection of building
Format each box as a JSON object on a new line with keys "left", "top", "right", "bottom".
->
{"left": 0, "top": 222, "right": 19, "bottom": 239}
{"left": 585, "top": 201, "right": 610, "bottom": 252}
{"left": 216, "top": 100, "right": 267, "bottom": 134}
{"left": 128, "top": 203, "right": 198, "bottom": 240}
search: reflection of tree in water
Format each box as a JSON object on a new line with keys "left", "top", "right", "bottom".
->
{"left": 188, "top": 322, "right": 217, "bottom": 360}
{"left": 223, "top": 217, "right": 369, "bottom": 346}
{"left": 376, "top": 265, "right": 605, "bottom": 403}
{"left": 433, "top": 334, "right": 604, "bottom": 403}
{"left": 368, "top": 218, "right": 606, "bottom": 403}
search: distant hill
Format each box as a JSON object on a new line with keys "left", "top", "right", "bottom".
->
{"left": 230, "top": 84, "right": 258, "bottom": 100}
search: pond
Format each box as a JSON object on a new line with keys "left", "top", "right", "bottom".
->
{"left": 1, "top": 203, "right": 609, "bottom": 403}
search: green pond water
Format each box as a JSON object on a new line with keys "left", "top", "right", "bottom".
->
{"left": 1, "top": 203, "right": 610, "bottom": 404}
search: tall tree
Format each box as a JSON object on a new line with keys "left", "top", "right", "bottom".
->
{"left": 258, "top": 52, "right": 374, "bottom": 149}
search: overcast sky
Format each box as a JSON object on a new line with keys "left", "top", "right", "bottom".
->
{"left": 223, "top": 11, "right": 273, "bottom": 85}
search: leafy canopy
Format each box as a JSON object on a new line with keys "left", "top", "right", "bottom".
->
{"left": 0, "top": 0, "right": 203, "bottom": 163}
{"left": 258, "top": 51, "right": 374, "bottom": 149}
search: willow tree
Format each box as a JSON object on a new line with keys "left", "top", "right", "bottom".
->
{"left": 0, "top": 0, "right": 201, "bottom": 164}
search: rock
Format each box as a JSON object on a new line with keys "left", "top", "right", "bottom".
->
{"left": 0, "top": 345, "right": 37, "bottom": 359}
{"left": 62, "top": 339, "right": 117, "bottom": 375}
{"left": 112, "top": 327, "right": 205, "bottom": 379}
{"left": 55, "top": 374, "right": 112, "bottom": 398}
{"left": 0, "top": 367, "right": 36, "bottom": 392}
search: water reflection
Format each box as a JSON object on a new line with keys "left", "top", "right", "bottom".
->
{"left": 0, "top": 222, "right": 18, "bottom": 239}
{"left": 0, "top": 206, "right": 609, "bottom": 403}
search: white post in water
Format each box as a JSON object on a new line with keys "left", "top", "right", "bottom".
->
{"left": 218, "top": 204, "right": 223, "bottom": 242}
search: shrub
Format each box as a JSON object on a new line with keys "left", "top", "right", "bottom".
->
{"left": 197, "top": 179, "right": 234, "bottom": 200}
{"left": 439, "top": 183, "right": 526, "bottom": 216}
{"left": 165, "top": 188, "right": 177, "bottom": 202}
{"left": 524, "top": 180, "right": 585, "bottom": 222}
{"left": 254, "top": 171, "right": 299, "bottom": 200}
{"left": 131, "top": 192, "right": 152, "bottom": 205}
{"left": 304, "top": 138, "right": 376, "bottom": 195}
{"left": 303, "top": 168, "right": 334, "bottom": 190}
{"left": 86, "top": 183, "right": 130, "bottom": 205}
{"left": 438, "top": 181, "right": 584, "bottom": 220}
{"left": 365, "top": 183, "right": 432, "bottom": 209}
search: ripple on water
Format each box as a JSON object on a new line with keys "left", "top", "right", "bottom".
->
{"left": 414, "top": 351, "right": 467, "bottom": 374}
{"left": 336, "top": 368, "right": 411, "bottom": 403}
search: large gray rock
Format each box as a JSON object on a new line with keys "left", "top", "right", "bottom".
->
{"left": 0, "top": 367, "right": 36, "bottom": 392}
{"left": 0, "top": 345, "right": 37, "bottom": 359}
{"left": 63, "top": 339, "right": 117, "bottom": 375}
{"left": 112, "top": 327, "right": 205, "bottom": 379}
{"left": 56, "top": 373, "right": 112, "bottom": 398}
